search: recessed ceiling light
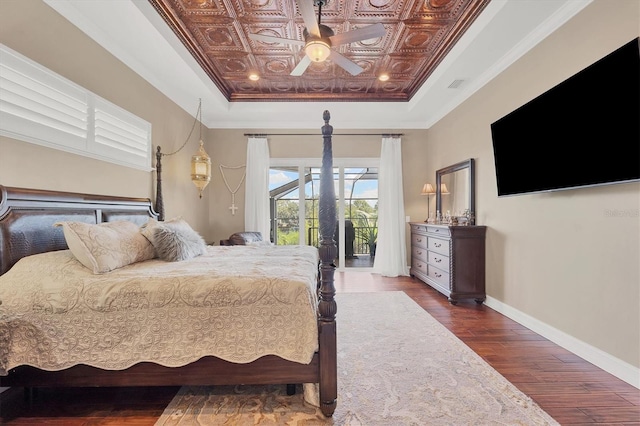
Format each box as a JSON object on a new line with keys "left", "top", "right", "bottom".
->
{"left": 249, "top": 73, "right": 260, "bottom": 81}
{"left": 378, "top": 73, "right": 390, "bottom": 82}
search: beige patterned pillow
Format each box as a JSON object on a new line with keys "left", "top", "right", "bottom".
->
{"left": 140, "top": 217, "right": 174, "bottom": 246}
{"left": 54, "top": 220, "right": 155, "bottom": 274}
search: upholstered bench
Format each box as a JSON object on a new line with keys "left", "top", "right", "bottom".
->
{"left": 219, "top": 231, "right": 264, "bottom": 246}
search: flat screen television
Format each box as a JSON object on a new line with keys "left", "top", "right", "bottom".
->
{"left": 490, "top": 37, "right": 640, "bottom": 197}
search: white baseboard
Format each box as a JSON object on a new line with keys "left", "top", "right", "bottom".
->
{"left": 484, "top": 296, "right": 640, "bottom": 389}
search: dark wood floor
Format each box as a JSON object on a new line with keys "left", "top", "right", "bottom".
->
{"left": 1, "top": 272, "right": 638, "bottom": 425}
{"left": 343, "top": 253, "right": 375, "bottom": 268}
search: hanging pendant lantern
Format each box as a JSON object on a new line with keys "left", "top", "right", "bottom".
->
{"left": 156, "top": 98, "right": 212, "bottom": 208}
{"left": 191, "top": 139, "right": 211, "bottom": 198}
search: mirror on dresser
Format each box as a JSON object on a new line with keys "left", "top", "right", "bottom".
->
{"left": 436, "top": 158, "right": 475, "bottom": 224}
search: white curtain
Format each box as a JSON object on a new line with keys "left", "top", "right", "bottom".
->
{"left": 245, "top": 137, "right": 270, "bottom": 239}
{"left": 373, "top": 136, "right": 409, "bottom": 277}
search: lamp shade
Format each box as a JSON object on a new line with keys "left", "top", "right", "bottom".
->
{"left": 191, "top": 140, "right": 211, "bottom": 198}
{"left": 440, "top": 183, "right": 450, "bottom": 194}
{"left": 421, "top": 183, "right": 436, "bottom": 195}
{"left": 305, "top": 40, "right": 331, "bottom": 62}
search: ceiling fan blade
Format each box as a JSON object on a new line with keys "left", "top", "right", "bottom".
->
{"left": 296, "top": 0, "right": 320, "bottom": 38}
{"left": 328, "top": 50, "right": 363, "bottom": 76}
{"left": 329, "top": 23, "right": 385, "bottom": 46}
{"left": 249, "top": 33, "right": 305, "bottom": 46}
{"left": 291, "top": 55, "right": 312, "bottom": 76}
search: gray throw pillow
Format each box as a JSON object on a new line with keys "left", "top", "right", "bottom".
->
{"left": 152, "top": 219, "right": 207, "bottom": 262}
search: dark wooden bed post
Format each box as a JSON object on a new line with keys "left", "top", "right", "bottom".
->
{"left": 155, "top": 146, "right": 165, "bottom": 221}
{"left": 318, "top": 110, "right": 337, "bottom": 416}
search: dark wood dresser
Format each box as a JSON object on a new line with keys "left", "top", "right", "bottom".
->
{"left": 409, "top": 222, "right": 487, "bottom": 305}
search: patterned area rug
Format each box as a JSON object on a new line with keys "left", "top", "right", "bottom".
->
{"left": 155, "top": 291, "right": 559, "bottom": 425}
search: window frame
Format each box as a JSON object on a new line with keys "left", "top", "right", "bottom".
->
{"left": 0, "top": 43, "right": 152, "bottom": 171}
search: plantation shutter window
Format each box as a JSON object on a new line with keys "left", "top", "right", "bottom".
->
{"left": 0, "top": 43, "right": 152, "bottom": 171}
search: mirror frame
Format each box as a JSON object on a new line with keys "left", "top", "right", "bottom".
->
{"left": 436, "top": 158, "right": 475, "bottom": 221}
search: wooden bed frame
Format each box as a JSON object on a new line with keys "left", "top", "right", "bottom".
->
{"left": 0, "top": 112, "right": 338, "bottom": 417}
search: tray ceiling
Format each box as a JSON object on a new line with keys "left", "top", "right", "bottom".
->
{"left": 148, "top": 0, "right": 491, "bottom": 102}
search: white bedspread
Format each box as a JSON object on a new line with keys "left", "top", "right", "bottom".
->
{"left": 0, "top": 245, "right": 319, "bottom": 375}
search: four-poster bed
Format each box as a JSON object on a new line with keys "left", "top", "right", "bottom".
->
{"left": 0, "top": 112, "right": 338, "bottom": 417}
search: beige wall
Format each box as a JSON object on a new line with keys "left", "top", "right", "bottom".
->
{"left": 0, "top": 0, "right": 209, "bottom": 234}
{"left": 426, "top": 0, "right": 639, "bottom": 369}
{"left": 1, "top": 0, "right": 637, "bottom": 379}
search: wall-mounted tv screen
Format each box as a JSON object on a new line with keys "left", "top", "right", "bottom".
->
{"left": 490, "top": 37, "right": 639, "bottom": 197}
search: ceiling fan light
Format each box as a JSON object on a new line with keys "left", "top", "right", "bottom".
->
{"left": 305, "top": 40, "right": 330, "bottom": 62}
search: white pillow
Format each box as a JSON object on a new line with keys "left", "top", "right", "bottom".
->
{"left": 142, "top": 218, "right": 207, "bottom": 262}
{"left": 54, "top": 220, "right": 155, "bottom": 274}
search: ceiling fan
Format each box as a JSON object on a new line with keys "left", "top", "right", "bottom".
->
{"left": 248, "top": 0, "right": 385, "bottom": 76}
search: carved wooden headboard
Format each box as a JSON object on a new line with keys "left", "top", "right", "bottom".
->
{"left": 0, "top": 185, "right": 157, "bottom": 276}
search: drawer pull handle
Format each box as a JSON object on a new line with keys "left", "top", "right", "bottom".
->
{"left": 417, "top": 250, "right": 422, "bottom": 255}
{"left": 435, "top": 258, "right": 441, "bottom": 263}
{"left": 417, "top": 238, "right": 423, "bottom": 242}
{"left": 434, "top": 243, "right": 442, "bottom": 248}
{"left": 434, "top": 272, "right": 442, "bottom": 278}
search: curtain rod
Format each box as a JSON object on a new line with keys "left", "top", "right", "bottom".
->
{"left": 244, "top": 133, "right": 404, "bottom": 137}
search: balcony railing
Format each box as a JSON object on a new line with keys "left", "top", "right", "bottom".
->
{"left": 300, "top": 225, "right": 376, "bottom": 255}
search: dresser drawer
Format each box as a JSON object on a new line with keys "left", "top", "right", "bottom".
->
{"left": 428, "top": 251, "right": 449, "bottom": 272}
{"left": 426, "top": 226, "right": 450, "bottom": 237}
{"left": 428, "top": 264, "right": 450, "bottom": 288}
{"left": 410, "top": 223, "right": 428, "bottom": 234}
{"left": 428, "top": 237, "right": 449, "bottom": 255}
{"left": 412, "top": 256, "right": 428, "bottom": 275}
{"left": 411, "top": 233, "right": 428, "bottom": 250}
{"left": 412, "top": 246, "right": 428, "bottom": 261}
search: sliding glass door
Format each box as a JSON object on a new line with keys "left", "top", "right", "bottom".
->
{"left": 270, "top": 159, "right": 379, "bottom": 270}
{"left": 340, "top": 167, "right": 378, "bottom": 268}
{"left": 269, "top": 165, "right": 317, "bottom": 246}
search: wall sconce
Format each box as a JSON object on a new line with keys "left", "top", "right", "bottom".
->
{"left": 154, "top": 98, "right": 212, "bottom": 220}
{"left": 421, "top": 183, "right": 436, "bottom": 221}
